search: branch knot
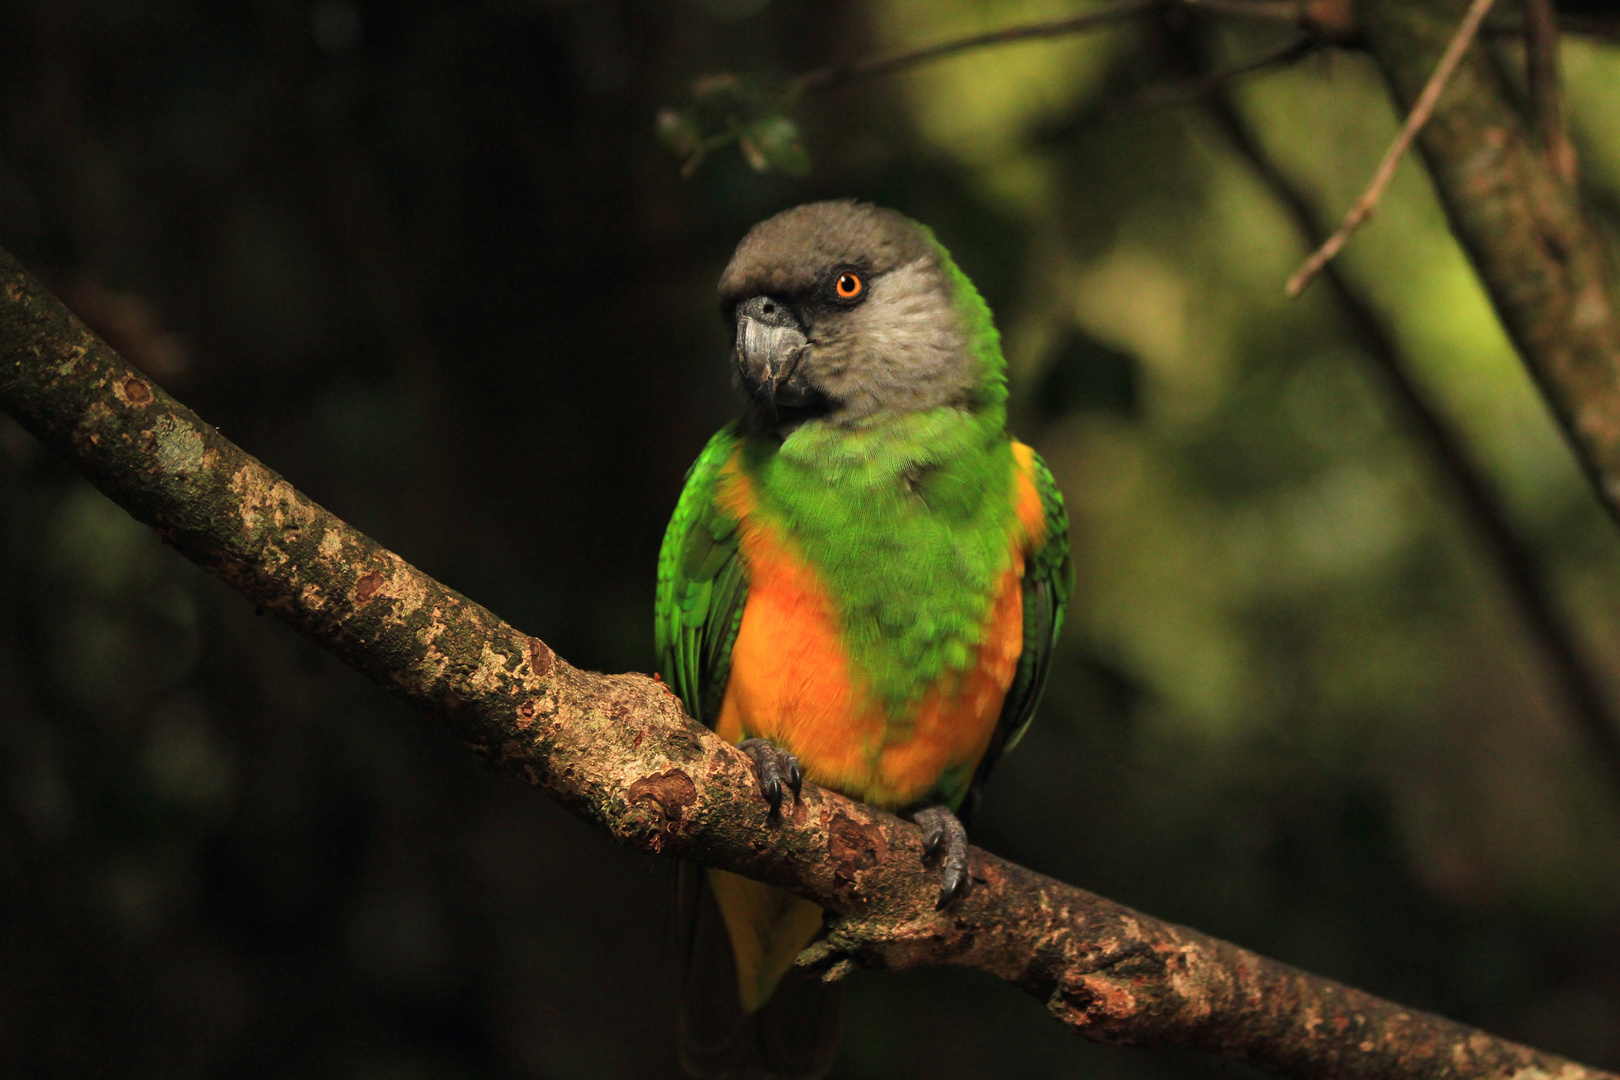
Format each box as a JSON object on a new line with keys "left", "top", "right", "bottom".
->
{"left": 624, "top": 768, "right": 698, "bottom": 852}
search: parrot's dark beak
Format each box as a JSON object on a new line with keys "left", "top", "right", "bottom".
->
{"left": 733, "top": 296, "right": 809, "bottom": 423}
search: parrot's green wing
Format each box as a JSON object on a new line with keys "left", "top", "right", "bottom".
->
{"left": 663, "top": 427, "right": 840, "bottom": 1077}
{"left": 964, "top": 447, "right": 1072, "bottom": 818}
{"left": 656, "top": 424, "right": 748, "bottom": 726}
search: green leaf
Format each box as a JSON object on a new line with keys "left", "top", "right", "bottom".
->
{"left": 739, "top": 115, "right": 810, "bottom": 176}
{"left": 654, "top": 71, "right": 810, "bottom": 177}
{"left": 655, "top": 107, "right": 702, "bottom": 158}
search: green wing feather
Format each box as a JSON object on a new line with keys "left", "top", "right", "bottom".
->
{"left": 656, "top": 424, "right": 749, "bottom": 726}
{"left": 964, "top": 447, "right": 1073, "bottom": 817}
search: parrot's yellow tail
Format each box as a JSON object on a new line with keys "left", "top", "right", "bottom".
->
{"left": 707, "top": 868, "right": 826, "bottom": 1013}
{"left": 677, "top": 863, "right": 842, "bottom": 1079}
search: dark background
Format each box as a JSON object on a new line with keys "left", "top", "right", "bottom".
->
{"left": 3, "top": 1, "right": 1620, "bottom": 1077}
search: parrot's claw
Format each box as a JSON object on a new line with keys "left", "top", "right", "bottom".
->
{"left": 912, "top": 805, "right": 971, "bottom": 909}
{"left": 738, "top": 738, "right": 802, "bottom": 817}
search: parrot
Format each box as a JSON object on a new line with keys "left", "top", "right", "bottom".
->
{"left": 656, "top": 200, "right": 1072, "bottom": 1079}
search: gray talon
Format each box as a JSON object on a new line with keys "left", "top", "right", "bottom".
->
{"left": 739, "top": 738, "right": 802, "bottom": 817}
{"left": 919, "top": 816, "right": 945, "bottom": 859}
{"left": 913, "top": 805, "right": 971, "bottom": 910}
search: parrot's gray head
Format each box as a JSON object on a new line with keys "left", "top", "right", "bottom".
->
{"left": 717, "top": 200, "right": 974, "bottom": 430}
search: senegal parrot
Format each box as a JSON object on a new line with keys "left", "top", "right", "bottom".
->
{"left": 656, "top": 201, "right": 1072, "bottom": 1078}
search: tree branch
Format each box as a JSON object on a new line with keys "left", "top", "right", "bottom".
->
{"left": 1097, "top": 34, "right": 1316, "bottom": 116}
{"left": 0, "top": 246, "right": 1612, "bottom": 1079}
{"left": 791, "top": 0, "right": 1163, "bottom": 94}
{"left": 786, "top": 0, "right": 1614, "bottom": 101}
{"left": 661, "top": 0, "right": 1346, "bottom": 178}
{"left": 1287, "top": 0, "right": 1499, "bottom": 296}
{"left": 1358, "top": 0, "right": 1620, "bottom": 534}
{"left": 788, "top": 0, "right": 1355, "bottom": 96}
{"left": 1523, "top": 0, "right": 1577, "bottom": 186}
{"left": 1202, "top": 78, "right": 1620, "bottom": 811}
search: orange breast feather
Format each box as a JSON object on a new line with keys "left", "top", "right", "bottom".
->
{"left": 713, "top": 445, "right": 1048, "bottom": 810}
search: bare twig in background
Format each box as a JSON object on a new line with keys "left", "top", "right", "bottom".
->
{"left": 664, "top": 0, "right": 1347, "bottom": 178}
{"left": 676, "top": 0, "right": 1614, "bottom": 183}
{"left": 1523, "top": 0, "right": 1578, "bottom": 186}
{"left": 789, "top": 0, "right": 1345, "bottom": 97}
{"left": 1358, "top": 0, "right": 1620, "bottom": 535}
{"left": 1, "top": 243, "right": 1615, "bottom": 1080}
{"left": 1204, "top": 77, "right": 1620, "bottom": 813}
{"left": 1285, "top": 0, "right": 1498, "bottom": 296}
{"left": 1558, "top": 12, "right": 1620, "bottom": 43}
{"left": 789, "top": 0, "right": 1615, "bottom": 99}
{"left": 1099, "top": 34, "right": 1315, "bottom": 115}
{"left": 1180, "top": 0, "right": 1304, "bottom": 21}
{"left": 1486, "top": 15, "right": 1620, "bottom": 44}
{"left": 790, "top": 0, "right": 1163, "bottom": 94}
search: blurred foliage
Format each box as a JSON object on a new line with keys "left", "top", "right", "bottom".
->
{"left": 657, "top": 74, "right": 810, "bottom": 176}
{"left": 3, "top": 1, "right": 1620, "bottom": 1078}
{"left": 1034, "top": 327, "right": 1141, "bottom": 421}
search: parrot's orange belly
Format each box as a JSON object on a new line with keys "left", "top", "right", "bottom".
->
{"left": 712, "top": 448, "right": 1046, "bottom": 810}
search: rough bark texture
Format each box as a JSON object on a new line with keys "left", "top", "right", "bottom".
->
{"left": 1359, "top": 0, "right": 1620, "bottom": 519}
{"left": 1, "top": 244, "right": 1613, "bottom": 1080}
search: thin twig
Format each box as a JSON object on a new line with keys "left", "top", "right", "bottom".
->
{"left": 669, "top": 0, "right": 1341, "bottom": 179}
{"left": 1524, "top": 0, "right": 1578, "bottom": 186}
{"left": 1560, "top": 12, "right": 1620, "bottom": 43}
{"left": 1100, "top": 34, "right": 1315, "bottom": 115}
{"left": 792, "top": 0, "right": 1162, "bottom": 93}
{"left": 789, "top": 0, "right": 1316, "bottom": 96}
{"left": 1355, "top": 0, "right": 1620, "bottom": 687}
{"left": 1286, "top": 0, "right": 1499, "bottom": 297}
{"left": 1180, "top": 0, "right": 1305, "bottom": 22}
{"left": 1206, "top": 80, "right": 1620, "bottom": 808}
{"left": 1486, "top": 15, "right": 1620, "bottom": 44}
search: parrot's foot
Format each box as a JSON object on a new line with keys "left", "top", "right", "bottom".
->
{"left": 912, "top": 805, "right": 970, "bottom": 910}
{"left": 796, "top": 931, "right": 864, "bottom": 984}
{"left": 795, "top": 902, "right": 949, "bottom": 984}
{"left": 738, "top": 737, "right": 803, "bottom": 817}
{"left": 793, "top": 810, "right": 974, "bottom": 982}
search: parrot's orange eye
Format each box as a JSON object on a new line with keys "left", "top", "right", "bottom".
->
{"left": 835, "top": 272, "right": 863, "bottom": 299}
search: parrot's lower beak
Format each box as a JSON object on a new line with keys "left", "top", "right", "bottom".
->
{"left": 734, "top": 296, "right": 809, "bottom": 423}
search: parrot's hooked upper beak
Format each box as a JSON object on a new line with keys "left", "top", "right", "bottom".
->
{"left": 733, "top": 295, "right": 812, "bottom": 422}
